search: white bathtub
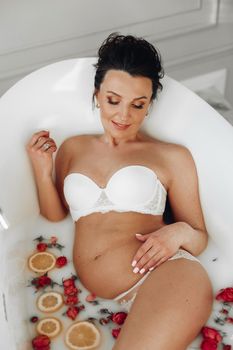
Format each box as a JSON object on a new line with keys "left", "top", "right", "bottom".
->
{"left": 1, "top": 58, "right": 233, "bottom": 349}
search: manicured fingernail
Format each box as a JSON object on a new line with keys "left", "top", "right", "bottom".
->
{"left": 149, "top": 267, "right": 155, "bottom": 271}
{"left": 133, "top": 267, "right": 139, "bottom": 274}
{"left": 131, "top": 260, "right": 137, "bottom": 267}
{"left": 140, "top": 268, "right": 145, "bottom": 274}
{"left": 135, "top": 233, "right": 142, "bottom": 236}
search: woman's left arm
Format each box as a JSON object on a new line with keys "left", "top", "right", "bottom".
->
{"left": 131, "top": 145, "right": 208, "bottom": 272}
{"left": 165, "top": 144, "right": 208, "bottom": 256}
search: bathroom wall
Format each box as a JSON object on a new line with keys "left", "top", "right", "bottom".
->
{"left": 0, "top": 0, "right": 232, "bottom": 109}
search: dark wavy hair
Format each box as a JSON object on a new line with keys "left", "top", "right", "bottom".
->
{"left": 92, "top": 32, "right": 164, "bottom": 107}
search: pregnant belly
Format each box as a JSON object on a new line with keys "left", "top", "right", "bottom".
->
{"left": 73, "top": 237, "right": 147, "bottom": 299}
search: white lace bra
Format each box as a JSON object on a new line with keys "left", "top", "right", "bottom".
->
{"left": 63, "top": 165, "right": 167, "bottom": 222}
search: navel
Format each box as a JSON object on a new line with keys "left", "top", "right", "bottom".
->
{"left": 94, "top": 254, "right": 102, "bottom": 260}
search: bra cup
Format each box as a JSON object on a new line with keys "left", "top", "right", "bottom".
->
{"left": 106, "top": 166, "right": 157, "bottom": 206}
{"left": 63, "top": 166, "right": 166, "bottom": 221}
{"left": 64, "top": 174, "right": 101, "bottom": 210}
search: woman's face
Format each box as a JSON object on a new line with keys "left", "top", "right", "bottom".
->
{"left": 95, "top": 70, "right": 153, "bottom": 138}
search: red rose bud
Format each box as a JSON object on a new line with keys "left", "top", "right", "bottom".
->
{"left": 223, "top": 345, "right": 232, "bottom": 350}
{"left": 201, "top": 326, "right": 222, "bottom": 343}
{"left": 112, "top": 328, "right": 121, "bottom": 339}
{"left": 216, "top": 288, "right": 233, "bottom": 302}
{"left": 227, "top": 317, "right": 233, "bottom": 323}
{"left": 37, "top": 243, "right": 48, "bottom": 252}
{"left": 56, "top": 256, "right": 67, "bottom": 268}
{"left": 220, "top": 309, "right": 229, "bottom": 314}
{"left": 64, "top": 295, "right": 79, "bottom": 305}
{"left": 64, "top": 285, "right": 78, "bottom": 296}
{"left": 85, "top": 293, "right": 97, "bottom": 302}
{"left": 111, "top": 312, "right": 128, "bottom": 325}
{"left": 99, "top": 317, "right": 111, "bottom": 325}
{"left": 66, "top": 306, "right": 79, "bottom": 320}
{"left": 63, "top": 278, "right": 76, "bottom": 288}
{"left": 200, "top": 338, "right": 218, "bottom": 350}
{"left": 30, "top": 316, "right": 38, "bottom": 323}
{"left": 78, "top": 304, "right": 85, "bottom": 311}
{"left": 37, "top": 275, "right": 52, "bottom": 288}
{"left": 32, "top": 334, "right": 51, "bottom": 349}
{"left": 50, "top": 236, "right": 57, "bottom": 245}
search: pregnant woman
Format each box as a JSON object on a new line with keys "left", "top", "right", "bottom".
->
{"left": 27, "top": 32, "right": 213, "bottom": 349}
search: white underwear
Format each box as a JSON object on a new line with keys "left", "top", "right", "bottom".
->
{"left": 113, "top": 249, "right": 200, "bottom": 312}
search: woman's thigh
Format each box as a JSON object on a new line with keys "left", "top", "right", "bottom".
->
{"left": 112, "top": 258, "right": 213, "bottom": 350}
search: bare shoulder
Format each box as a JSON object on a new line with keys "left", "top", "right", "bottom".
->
{"left": 55, "top": 134, "right": 88, "bottom": 172}
{"left": 145, "top": 133, "right": 192, "bottom": 162}
{"left": 57, "top": 134, "right": 94, "bottom": 158}
{"left": 141, "top": 132, "right": 187, "bottom": 158}
{"left": 157, "top": 141, "right": 196, "bottom": 183}
{"left": 58, "top": 134, "right": 89, "bottom": 150}
{"left": 142, "top": 134, "right": 195, "bottom": 189}
{"left": 146, "top": 137, "right": 205, "bottom": 230}
{"left": 165, "top": 142, "right": 195, "bottom": 172}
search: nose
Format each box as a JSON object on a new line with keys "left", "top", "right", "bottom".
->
{"left": 118, "top": 104, "right": 130, "bottom": 122}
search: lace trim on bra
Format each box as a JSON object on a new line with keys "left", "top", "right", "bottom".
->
{"left": 64, "top": 165, "right": 168, "bottom": 221}
{"left": 69, "top": 182, "right": 167, "bottom": 221}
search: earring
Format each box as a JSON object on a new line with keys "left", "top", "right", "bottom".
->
{"left": 96, "top": 103, "right": 100, "bottom": 108}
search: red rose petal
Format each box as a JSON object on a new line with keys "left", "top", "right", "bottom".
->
{"left": 223, "top": 345, "right": 232, "bottom": 350}
{"left": 111, "top": 312, "right": 128, "bottom": 325}
{"left": 56, "top": 256, "right": 68, "bottom": 268}
{"left": 50, "top": 236, "right": 57, "bottom": 245}
{"left": 38, "top": 275, "right": 52, "bottom": 288}
{"left": 64, "top": 285, "right": 78, "bottom": 296}
{"left": 63, "top": 278, "right": 76, "bottom": 288}
{"left": 201, "top": 326, "right": 222, "bottom": 343}
{"left": 37, "top": 243, "right": 48, "bottom": 252}
{"left": 64, "top": 295, "right": 79, "bottom": 305}
{"left": 200, "top": 338, "right": 218, "bottom": 350}
{"left": 32, "top": 334, "right": 51, "bottom": 349}
{"left": 66, "top": 306, "right": 79, "bottom": 320}
{"left": 216, "top": 288, "right": 233, "bottom": 302}
{"left": 112, "top": 328, "right": 121, "bottom": 339}
{"left": 86, "top": 293, "right": 97, "bottom": 302}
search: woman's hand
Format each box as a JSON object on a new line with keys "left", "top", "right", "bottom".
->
{"left": 26, "top": 130, "right": 57, "bottom": 179}
{"left": 131, "top": 223, "right": 184, "bottom": 274}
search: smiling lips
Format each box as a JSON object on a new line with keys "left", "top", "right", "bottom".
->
{"left": 112, "top": 120, "right": 131, "bottom": 130}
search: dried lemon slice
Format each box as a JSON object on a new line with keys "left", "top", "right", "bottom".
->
{"left": 36, "top": 317, "right": 62, "bottom": 338}
{"left": 28, "top": 251, "right": 56, "bottom": 273}
{"left": 65, "top": 321, "right": 101, "bottom": 350}
{"left": 36, "top": 291, "right": 64, "bottom": 313}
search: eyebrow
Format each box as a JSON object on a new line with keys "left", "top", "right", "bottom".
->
{"left": 106, "top": 90, "right": 148, "bottom": 100}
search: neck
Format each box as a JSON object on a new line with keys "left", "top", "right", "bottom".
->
{"left": 100, "top": 131, "right": 142, "bottom": 147}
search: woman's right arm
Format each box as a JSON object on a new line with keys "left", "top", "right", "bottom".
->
{"left": 26, "top": 130, "right": 68, "bottom": 222}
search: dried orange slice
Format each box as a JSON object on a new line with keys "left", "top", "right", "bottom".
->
{"left": 36, "top": 317, "right": 62, "bottom": 338}
{"left": 64, "top": 321, "right": 101, "bottom": 350}
{"left": 28, "top": 251, "right": 56, "bottom": 273}
{"left": 36, "top": 291, "right": 64, "bottom": 313}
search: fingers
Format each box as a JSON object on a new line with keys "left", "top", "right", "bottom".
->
{"left": 27, "top": 130, "right": 57, "bottom": 153}
{"left": 132, "top": 237, "right": 153, "bottom": 265}
{"left": 34, "top": 137, "right": 56, "bottom": 152}
{"left": 27, "top": 130, "right": 50, "bottom": 148}
{"left": 132, "top": 237, "right": 172, "bottom": 274}
{"left": 132, "top": 248, "right": 166, "bottom": 274}
{"left": 45, "top": 144, "right": 57, "bottom": 154}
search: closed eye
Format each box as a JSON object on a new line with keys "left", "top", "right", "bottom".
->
{"left": 107, "top": 99, "right": 144, "bottom": 109}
